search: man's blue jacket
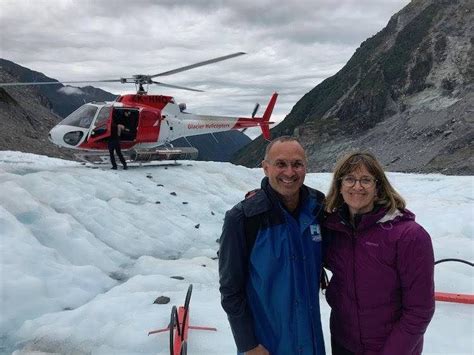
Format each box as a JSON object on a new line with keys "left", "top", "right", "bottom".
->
{"left": 219, "top": 177, "right": 326, "bottom": 354}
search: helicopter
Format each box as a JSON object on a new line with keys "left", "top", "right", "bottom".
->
{"left": 0, "top": 52, "right": 277, "bottom": 163}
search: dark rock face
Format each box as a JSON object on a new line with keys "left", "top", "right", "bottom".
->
{"left": 0, "top": 59, "right": 250, "bottom": 162}
{"left": 0, "top": 70, "right": 76, "bottom": 160}
{"left": 233, "top": 0, "right": 473, "bottom": 175}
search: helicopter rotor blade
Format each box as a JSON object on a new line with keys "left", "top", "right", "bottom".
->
{"left": 0, "top": 79, "right": 123, "bottom": 87}
{"left": 151, "top": 81, "right": 204, "bottom": 92}
{"left": 149, "top": 52, "right": 246, "bottom": 78}
{"left": 0, "top": 52, "right": 246, "bottom": 92}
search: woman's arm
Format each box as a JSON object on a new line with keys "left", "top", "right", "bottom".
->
{"left": 381, "top": 223, "right": 435, "bottom": 355}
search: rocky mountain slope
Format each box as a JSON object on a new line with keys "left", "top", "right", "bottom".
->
{"left": 233, "top": 0, "right": 473, "bottom": 175}
{"left": 0, "top": 68, "right": 75, "bottom": 159}
{"left": 0, "top": 60, "right": 250, "bottom": 162}
{"left": 0, "top": 59, "right": 117, "bottom": 118}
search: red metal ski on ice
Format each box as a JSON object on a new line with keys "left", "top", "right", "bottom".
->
{"left": 148, "top": 284, "right": 217, "bottom": 355}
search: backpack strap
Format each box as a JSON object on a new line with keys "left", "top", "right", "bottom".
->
{"left": 241, "top": 188, "right": 267, "bottom": 256}
{"left": 243, "top": 213, "right": 262, "bottom": 257}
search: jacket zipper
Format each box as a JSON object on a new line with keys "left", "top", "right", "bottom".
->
{"left": 352, "top": 229, "right": 364, "bottom": 353}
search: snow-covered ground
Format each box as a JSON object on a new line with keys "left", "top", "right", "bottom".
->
{"left": 0, "top": 151, "right": 472, "bottom": 355}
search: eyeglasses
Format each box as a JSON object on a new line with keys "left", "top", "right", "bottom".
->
{"left": 267, "top": 159, "right": 306, "bottom": 170}
{"left": 340, "top": 176, "right": 377, "bottom": 188}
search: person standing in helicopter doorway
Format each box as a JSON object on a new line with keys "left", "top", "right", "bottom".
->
{"left": 108, "top": 110, "right": 128, "bottom": 170}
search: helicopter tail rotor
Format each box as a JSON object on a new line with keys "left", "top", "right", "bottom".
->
{"left": 241, "top": 103, "right": 261, "bottom": 134}
{"left": 251, "top": 103, "right": 260, "bottom": 118}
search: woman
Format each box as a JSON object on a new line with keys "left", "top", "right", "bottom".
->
{"left": 323, "top": 152, "right": 435, "bottom": 355}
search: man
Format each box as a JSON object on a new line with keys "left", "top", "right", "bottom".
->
{"left": 219, "top": 136, "right": 326, "bottom": 355}
{"left": 108, "top": 112, "right": 128, "bottom": 170}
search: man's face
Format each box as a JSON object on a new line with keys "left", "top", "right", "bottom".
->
{"left": 262, "top": 140, "right": 307, "bottom": 200}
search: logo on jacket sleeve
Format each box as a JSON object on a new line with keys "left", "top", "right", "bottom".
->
{"left": 310, "top": 224, "right": 321, "bottom": 242}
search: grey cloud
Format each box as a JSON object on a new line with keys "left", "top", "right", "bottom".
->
{"left": 0, "top": 0, "right": 410, "bottom": 128}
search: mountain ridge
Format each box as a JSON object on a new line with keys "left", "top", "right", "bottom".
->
{"left": 232, "top": 0, "right": 473, "bottom": 175}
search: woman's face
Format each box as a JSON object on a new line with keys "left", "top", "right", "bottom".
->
{"left": 340, "top": 164, "right": 378, "bottom": 216}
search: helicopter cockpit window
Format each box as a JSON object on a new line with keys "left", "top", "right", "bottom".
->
{"left": 95, "top": 106, "right": 111, "bottom": 127}
{"left": 59, "top": 105, "right": 98, "bottom": 128}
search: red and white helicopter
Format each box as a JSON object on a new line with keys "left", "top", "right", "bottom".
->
{"left": 0, "top": 52, "right": 277, "bottom": 163}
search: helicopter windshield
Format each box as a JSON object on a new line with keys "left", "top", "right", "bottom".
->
{"left": 59, "top": 104, "right": 98, "bottom": 128}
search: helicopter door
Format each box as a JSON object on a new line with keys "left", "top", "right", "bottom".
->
{"left": 136, "top": 109, "right": 161, "bottom": 142}
{"left": 88, "top": 105, "right": 112, "bottom": 142}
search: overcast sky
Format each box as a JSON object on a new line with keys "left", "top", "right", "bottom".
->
{"left": 0, "top": 0, "right": 410, "bottom": 129}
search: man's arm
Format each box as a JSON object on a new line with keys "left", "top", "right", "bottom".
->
{"left": 381, "top": 224, "right": 435, "bottom": 355}
{"left": 218, "top": 206, "right": 259, "bottom": 353}
{"left": 117, "top": 124, "right": 125, "bottom": 136}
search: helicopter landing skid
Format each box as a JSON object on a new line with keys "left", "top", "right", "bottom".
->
{"left": 74, "top": 147, "right": 198, "bottom": 165}
{"left": 74, "top": 151, "right": 128, "bottom": 165}
{"left": 130, "top": 147, "right": 198, "bottom": 162}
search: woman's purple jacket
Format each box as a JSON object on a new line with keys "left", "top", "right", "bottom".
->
{"left": 323, "top": 207, "right": 435, "bottom": 355}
